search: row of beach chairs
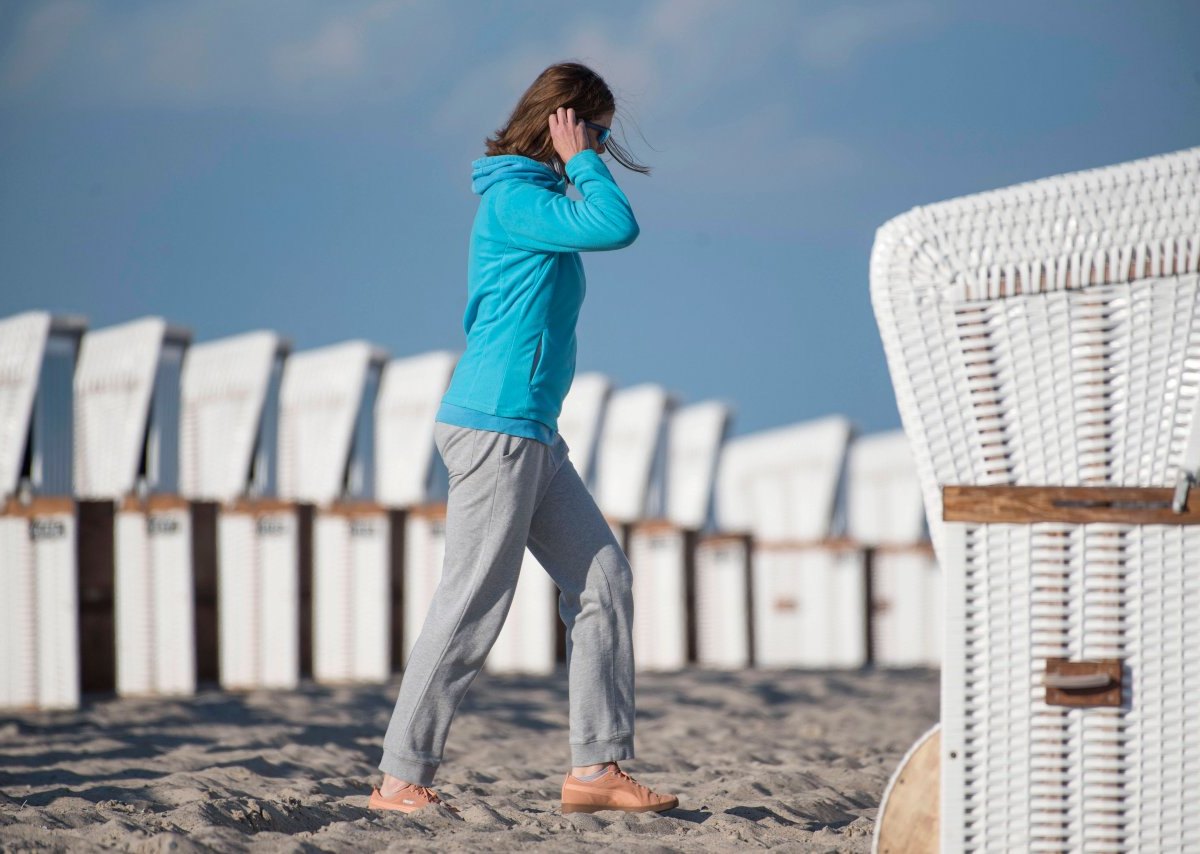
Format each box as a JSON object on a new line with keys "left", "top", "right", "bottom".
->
{"left": 1, "top": 313, "right": 937, "bottom": 713}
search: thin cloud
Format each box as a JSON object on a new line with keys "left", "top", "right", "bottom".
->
{"left": 1, "top": 1, "right": 940, "bottom": 110}
{"left": 0, "top": 0, "right": 90, "bottom": 95}
{"left": 798, "top": 2, "right": 939, "bottom": 69}
{"left": 0, "top": 1, "right": 453, "bottom": 109}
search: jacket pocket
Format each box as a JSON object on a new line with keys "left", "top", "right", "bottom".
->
{"left": 529, "top": 330, "right": 545, "bottom": 385}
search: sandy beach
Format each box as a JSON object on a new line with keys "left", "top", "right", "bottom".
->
{"left": 0, "top": 667, "right": 937, "bottom": 852}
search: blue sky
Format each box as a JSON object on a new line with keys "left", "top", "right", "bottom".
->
{"left": 2, "top": 1, "right": 1198, "bottom": 437}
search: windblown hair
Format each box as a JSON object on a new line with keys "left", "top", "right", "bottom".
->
{"left": 485, "top": 62, "right": 650, "bottom": 176}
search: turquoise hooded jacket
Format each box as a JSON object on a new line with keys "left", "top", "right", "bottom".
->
{"left": 436, "top": 149, "right": 639, "bottom": 443}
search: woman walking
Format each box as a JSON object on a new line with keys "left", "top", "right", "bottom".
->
{"left": 370, "top": 62, "right": 678, "bottom": 816}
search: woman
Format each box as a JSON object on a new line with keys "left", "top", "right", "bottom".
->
{"left": 370, "top": 62, "right": 678, "bottom": 816}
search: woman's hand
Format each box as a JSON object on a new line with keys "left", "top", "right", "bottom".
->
{"left": 548, "top": 107, "right": 589, "bottom": 164}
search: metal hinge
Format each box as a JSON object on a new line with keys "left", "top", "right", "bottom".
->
{"left": 1172, "top": 471, "right": 1198, "bottom": 514}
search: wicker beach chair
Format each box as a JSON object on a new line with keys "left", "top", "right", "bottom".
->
{"left": 180, "top": 331, "right": 294, "bottom": 691}
{"left": 627, "top": 400, "right": 731, "bottom": 671}
{"left": 0, "top": 312, "right": 84, "bottom": 710}
{"left": 375, "top": 352, "right": 456, "bottom": 672}
{"left": 593, "top": 384, "right": 679, "bottom": 671}
{"left": 279, "top": 341, "right": 390, "bottom": 686}
{"left": 75, "top": 317, "right": 195, "bottom": 699}
{"left": 871, "top": 147, "right": 1200, "bottom": 852}
{"left": 846, "top": 431, "right": 939, "bottom": 668}
{"left": 714, "top": 416, "right": 864, "bottom": 668}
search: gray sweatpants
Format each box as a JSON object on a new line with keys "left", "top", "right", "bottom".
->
{"left": 379, "top": 423, "right": 636, "bottom": 785}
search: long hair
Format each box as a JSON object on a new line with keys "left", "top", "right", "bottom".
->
{"left": 485, "top": 62, "right": 650, "bottom": 176}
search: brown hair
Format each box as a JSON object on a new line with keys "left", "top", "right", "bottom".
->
{"left": 485, "top": 62, "right": 650, "bottom": 176}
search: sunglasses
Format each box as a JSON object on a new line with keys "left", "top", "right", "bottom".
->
{"left": 583, "top": 120, "right": 611, "bottom": 146}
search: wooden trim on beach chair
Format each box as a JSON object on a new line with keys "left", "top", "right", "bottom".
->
{"left": 942, "top": 485, "right": 1200, "bottom": 525}
{"left": 1, "top": 496, "right": 74, "bottom": 516}
{"left": 118, "top": 494, "right": 191, "bottom": 513}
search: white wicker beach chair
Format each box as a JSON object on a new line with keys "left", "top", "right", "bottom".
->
{"left": 75, "top": 317, "right": 195, "bottom": 699}
{"left": 594, "top": 383, "right": 674, "bottom": 528}
{"left": 181, "top": 331, "right": 296, "bottom": 691}
{"left": 871, "top": 146, "right": 1200, "bottom": 852}
{"left": 846, "top": 431, "right": 940, "bottom": 668}
{"left": 715, "top": 416, "right": 864, "bottom": 668}
{"left": 375, "top": 351, "right": 457, "bottom": 510}
{"left": 593, "top": 384, "right": 679, "bottom": 672}
{"left": 279, "top": 341, "right": 390, "bottom": 686}
{"left": 374, "top": 352, "right": 457, "bottom": 673}
{"left": 627, "top": 400, "right": 731, "bottom": 671}
{"left": 0, "top": 312, "right": 84, "bottom": 711}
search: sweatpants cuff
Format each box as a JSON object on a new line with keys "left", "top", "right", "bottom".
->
{"left": 570, "top": 732, "right": 635, "bottom": 767}
{"left": 378, "top": 749, "right": 439, "bottom": 786}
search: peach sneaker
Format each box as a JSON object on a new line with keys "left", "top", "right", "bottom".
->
{"left": 561, "top": 764, "right": 679, "bottom": 814}
{"left": 368, "top": 782, "right": 457, "bottom": 814}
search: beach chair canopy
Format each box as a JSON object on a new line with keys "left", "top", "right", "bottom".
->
{"left": 845, "top": 430, "right": 925, "bottom": 547}
{"left": 556, "top": 372, "right": 611, "bottom": 485}
{"left": 0, "top": 312, "right": 53, "bottom": 499}
{"left": 74, "top": 317, "right": 191, "bottom": 500}
{"left": 180, "top": 331, "right": 287, "bottom": 503}
{"left": 665, "top": 400, "right": 732, "bottom": 530}
{"left": 278, "top": 340, "right": 387, "bottom": 505}
{"left": 375, "top": 351, "right": 457, "bottom": 509}
{"left": 714, "top": 415, "right": 852, "bottom": 542}
{"left": 594, "top": 383, "right": 673, "bottom": 523}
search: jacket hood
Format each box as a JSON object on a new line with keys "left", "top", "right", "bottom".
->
{"left": 471, "top": 155, "right": 565, "bottom": 196}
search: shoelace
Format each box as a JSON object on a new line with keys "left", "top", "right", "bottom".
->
{"left": 610, "top": 768, "right": 650, "bottom": 792}
{"left": 412, "top": 785, "right": 441, "bottom": 803}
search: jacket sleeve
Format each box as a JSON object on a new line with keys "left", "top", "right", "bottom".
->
{"left": 492, "top": 150, "right": 640, "bottom": 253}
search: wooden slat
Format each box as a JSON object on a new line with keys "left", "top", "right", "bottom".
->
{"left": 873, "top": 541, "right": 936, "bottom": 557}
{"left": 1, "top": 496, "right": 74, "bottom": 517}
{"left": 630, "top": 518, "right": 683, "bottom": 536}
{"left": 322, "top": 500, "right": 388, "bottom": 519}
{"left": 755, "top": 536, "right": 860, "bottom": 553}
{"left": 943, "top": 485, "right": 1200, "bottom": 525}
{"left": 225, "top": 497, "right": 296, "bottom": 515}
{"left": 407, "top": 502, "right": 447, "bottom": 521}
{"left": 119, "top": 494, "right": 190, "bottom": 513}
{"left": 697, "top": 531, "right": 753, "bottom": 547}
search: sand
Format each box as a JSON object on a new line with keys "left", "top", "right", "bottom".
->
{"left": 0, "top": 667, "right": 938, "bottom": 852}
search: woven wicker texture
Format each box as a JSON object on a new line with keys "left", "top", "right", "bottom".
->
{"left": 872, "top": 147, "right": 1200, "bottom": 550}
{"left": 871, "top": 147, "right": 1200, "bottom": 852}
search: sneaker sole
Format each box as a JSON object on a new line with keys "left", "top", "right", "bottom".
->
{"left": 561, "top": 798, "right": 678, "bottom": 814}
